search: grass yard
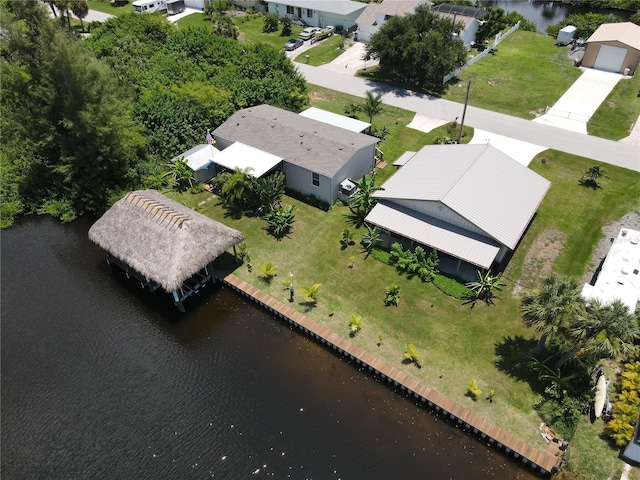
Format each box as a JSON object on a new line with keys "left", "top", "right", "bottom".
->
{"left": 588, "top": 72, "right": 640, "bottom": 140}
{"left": 293, "top": 35, "right": 344, "bottom": 66}
{"left": 87, "top": 0, "right": 132, "bottom": 15}
{"left": 442, "top": 30, "right": 581, "bottom": 119}
{"left": 564, "top": 416, "right": 640, "bottom": 480}
{"left": 167, "top": 145, "right": 640, "bottom": 474}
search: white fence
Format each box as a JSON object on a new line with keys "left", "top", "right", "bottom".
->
{"left": 443, "top": 21, "right": 520, "bottom": 85}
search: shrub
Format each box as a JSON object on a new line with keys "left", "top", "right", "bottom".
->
{"left": 349, "top": 313, "right": 362, "bottom": 336}
{"left": 467, "top": 379, "right": 482, "bottom": 400}
{"left": 389, "top": 242, "right": 439, "bottom": 283}
{"left": 262, "top": 12, "right": 279, "bottom": 33}
{"left": 384, "top": 284, "right": 401, "bottom": 307}
{"left": 605, "top": 362, "right": 640, "bottom": 447}
{"left": 403, "top": 343, "right": 423, "bottom": 367}
{"left": 264, "top": 204, "right": 295, "bottom": 239}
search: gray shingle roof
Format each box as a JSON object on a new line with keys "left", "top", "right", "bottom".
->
{"left": 373, "top": 144, "right": 551, "bottom": 249}
{"left": 213, "top": 105, "right": 378, "bottom": 178}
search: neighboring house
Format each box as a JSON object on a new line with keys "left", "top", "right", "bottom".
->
{"left": 213, "top": 104, "right": 379, "bottom": 205}
{"left": 355, "top": 0, "right": 427, "bottom": 43}
{"left": 173, "top": 144, "right": 220, "bottom": 183}
{"left": 265, "top": 0, "right": 367, "bottom": 31}
{"left": 431, "top": 2, "right": 486, "bottom": 48}
{"left": 365, "top": 144, "right": 551, "bottom": 275}
{"left": 581, "top": 22, "right": 640, "bottom": 75}
{"left": 622, "top": 409, "right": 640, "bottom": 464}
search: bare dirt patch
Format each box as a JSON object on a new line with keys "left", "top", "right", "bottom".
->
{"left": 580, "top": 211, "right": 640, "bottom": 286}
{"left": 513, "top": 229, "right": 565, "bottom": 295}
{"left": 308, "top": 90, "right": 326, "bottom": 102}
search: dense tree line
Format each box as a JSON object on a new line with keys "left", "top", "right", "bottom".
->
{"left": 1, "top": 1, "right": 308, "bottom": 227}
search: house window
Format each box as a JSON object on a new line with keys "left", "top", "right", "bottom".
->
{"left": 312, "top": 172, "right": 320, "bottom": 187}
{"left": 306, "top": 9, "right": 313, "bottom": 18}
{"left": 286, "top": 5, "right": 294, "bottom": 14}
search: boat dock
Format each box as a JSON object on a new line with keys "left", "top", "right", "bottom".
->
{"left": 217, "top": 271, "right": 564, "bottom": 476}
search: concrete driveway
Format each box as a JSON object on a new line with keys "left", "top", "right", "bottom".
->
{"left": 533, "top": 68, "right": 622, "bottom": 134}
{"left": 319, "top": 41, "right": 378, "bottom": 75}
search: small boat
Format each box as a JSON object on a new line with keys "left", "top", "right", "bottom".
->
{"left": 594, "top": 373, "right": 607, "bottom": 418}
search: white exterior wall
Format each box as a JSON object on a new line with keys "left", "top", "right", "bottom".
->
{"left": 267, "top": 2, "right": 363, "bottom": 29}
{"left": 390, "top": 198, "right": 492, "bottom": 239}
{"left": 184, "top": 0, "right": 209, "bottom": 10}
{"left": 284, "top": 163, "right": 332, "bottom": 204}
{"left": 357, "top": 23, "right": 377, "bottom": 43}
{"left": 460, "top": 20, "right": 479, "bottom": 48}
{"left": 333, "top": 145, "right": 377, "bottom": 184}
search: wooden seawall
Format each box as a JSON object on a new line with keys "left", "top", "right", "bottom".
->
{"left": 217, "top": 271, "right": 563, "bottom": 476}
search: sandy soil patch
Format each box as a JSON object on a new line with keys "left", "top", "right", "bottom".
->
{"left": 513, "top": 229, "right": 565, "bottom": 295}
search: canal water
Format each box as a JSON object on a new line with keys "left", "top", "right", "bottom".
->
{"left": 1, "top": 216, "right": 539, "bottom": 479}
{"left": 479, "top": 0, "right": 630, "bottom": 32}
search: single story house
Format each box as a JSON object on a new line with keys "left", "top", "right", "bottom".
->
{"left": 365, "top": 144, "right": 551, "bottom": 275}
{"left": 265, "top": 0, "right": 367, "bottom": 31}
{"left": 88, "top": 190, "right": 244, "bottom": 311}
{"left": 173, "top": 143, "right": 220, "bottom": 183}
{"left": 355, "top": 0, "right": 427, "bottom": 43}
{"left": 213, "top": 104, "right": 379, "bottom": 205}
{"left": 581, "top": 22, "right": 640, "bottom": 75}
{"left": 431, "top": 2, "right": 486, "bottom": 48}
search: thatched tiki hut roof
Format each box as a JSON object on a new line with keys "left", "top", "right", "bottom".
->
{"left": 89, "top": 190, "right": 244, "bottom": 292}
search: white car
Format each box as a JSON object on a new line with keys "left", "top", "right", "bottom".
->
{"left": 299, "top": 27, "right": 320, "bottom": 40}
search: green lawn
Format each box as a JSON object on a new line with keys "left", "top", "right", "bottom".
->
{"left": 294, "top": 35, "right": 345, "bottom": 66}
{"left": 167, "top": 128, "right": 640, "bottom": 476}
{"left": 87, "top": 0, "right": 132, "bottom": 15}
{"left": 588, "top": 72, "right": 640, "bottom": 140}
{"left": 442, "top": 30, "right": 581, "bottom": 119}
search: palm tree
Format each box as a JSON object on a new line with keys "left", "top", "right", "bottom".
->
{"left": 349, "top": 313, "right": 362, "bottom": 336}
{"left": 384, "top": 284, "right": 401, "bottom": 306}
{"left": 163, "top": 156, "right": 195, "bottom": 192}
{"left": 213, "top": 167, "right": 253, "bottom": 208}
{"left": 404, "top": 343, "right": 423, "bottom": 367}
{"left": 581, "top": 165, "right": 607, "bottom": 187}
{"left": 258, "top": 262, "right": 277, "bottom": 281}
{"left": 300, "top": 283, "right": 321, "bottom": 305}
{"left": 556, "top": 299, "right": 640, "bottom": 368}
{"left": 467, "top": 379, "right": 482, "bottom": 400}
{"left": 521, "top": 275, "right": 584, "bottom": 357}
{"left": 361, "top": 224, "right": 381, "bottom": 258}
{"left": 70, "top": 0, "right": 88, "bottom": 32}
{"left": 466, "top": 270, "right": 506, "bottom": 303}
{"left": 362, "top": 90, "right": 384, "bottom": 125}
{"left": 348, "top": 173, "right": 383, "bottom": 226}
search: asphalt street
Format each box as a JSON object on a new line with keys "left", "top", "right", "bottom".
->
{"left": 295, "top": 63, "right": 640, "bottom": 172}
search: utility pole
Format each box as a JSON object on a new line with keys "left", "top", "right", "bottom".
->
{"left": 457, "top": 81, "right": 471, "bottom": 144}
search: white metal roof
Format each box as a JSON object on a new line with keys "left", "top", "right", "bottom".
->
{"left": 365, "top": 202, "right": 501, "bottom": 269}
{"left": 213, "top": 142, "right": 282, "bottom": 178}
{"left": 392, "top": 151, "right": 417, "bottom": 167}
{"left": 374, "top": 144, "right": 551, "bottom": 248}
{"left": 173, "top": 144, "right": 219, "bottom": 172}
{"left": 299, "top": 107, "right": 370, "bottom": 133}
{"left": 581, "top": 227, "right": 640, "bottom": 313}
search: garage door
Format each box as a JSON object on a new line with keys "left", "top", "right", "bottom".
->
{"left": 593, "top": 44, "right": 627, "bottom": 72}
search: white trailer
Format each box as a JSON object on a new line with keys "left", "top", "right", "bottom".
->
{"left": 132, "top": 0, "right": 167, "bottom": 14}
{"left": 557, "top": 25, "right": 577, "bottom": 46}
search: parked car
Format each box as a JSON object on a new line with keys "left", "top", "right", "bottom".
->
{"left": 299, "top": 27, "right": 320, "bottom": 40}
{"left": 284, "top": 38, "right": 304, "bottom": 51}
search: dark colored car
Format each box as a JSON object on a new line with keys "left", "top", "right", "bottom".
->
{"left": 284, "top": 38, "right": 303, "bottom": 51}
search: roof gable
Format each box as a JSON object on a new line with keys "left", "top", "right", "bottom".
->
{"left": 587, "top": 22, "right": 640, "bottom": 50}
{"left": 89, "top": 190, "right": 244, "bottom": 292}
{"left": 374, "top": 144, "right": 551, "bottom": 248}
{"left": 213, "top": 105, "right": 378, "bottom": 177}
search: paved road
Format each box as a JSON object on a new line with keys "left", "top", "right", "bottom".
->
{"left": 295, "top": 63, "right": 640, "bottom": 172}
